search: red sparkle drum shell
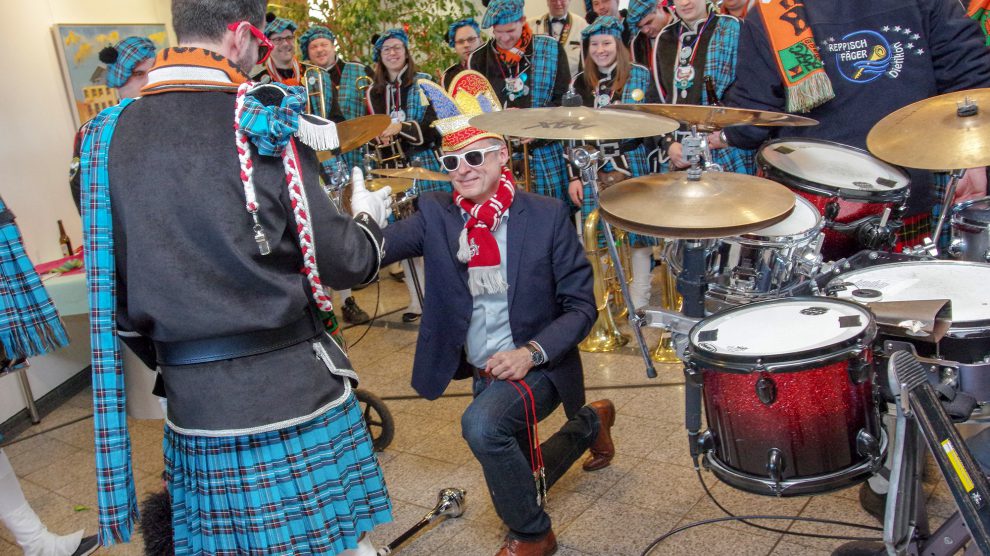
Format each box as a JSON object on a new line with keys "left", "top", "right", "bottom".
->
{"left": 757, "top": 139, "right": 910, "bottom": 261}
{"left": 688, "top": 297, "right": 884, "bottom": 496}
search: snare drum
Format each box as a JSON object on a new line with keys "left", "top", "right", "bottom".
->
{"left": 829, "top": 261, "right": 990, "bottom": 402}
{"left": 758, "top": 139, "right": 910, "bottom": 261}
{"left": 665, "top": 195, "right": 824, "bottom": 312}
{"left": 706, "top": 195, "right": 824, "bottom": 311}
{"left": 950, "top": 197, "right": 990, "bottom": 263}
{"left": 688, "top": 297, "right": 884, "bottom": 496}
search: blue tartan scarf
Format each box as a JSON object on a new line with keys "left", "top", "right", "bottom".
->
{"left": 0, "top": 198, "right": 69, "bottom": 361}
{"left": 80, "top": 97, "right": 139, "bottom": 545}
{"left": 529, "top": 35, "right": 558, "bottom": 108}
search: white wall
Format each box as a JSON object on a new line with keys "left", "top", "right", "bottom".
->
{"left": 0, "top": 0, "right": 173, "bottom": 424}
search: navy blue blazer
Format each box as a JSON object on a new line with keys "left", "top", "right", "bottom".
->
{"left": 382, "top": 190, "right": 596, "bottom": 417}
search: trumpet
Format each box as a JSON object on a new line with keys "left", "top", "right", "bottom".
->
{"left": 579, "top": 208, "right": 629, "bottom": 352}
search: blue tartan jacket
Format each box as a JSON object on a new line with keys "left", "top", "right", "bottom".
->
{"left": 468, "top": 34, "right": 571, "bottom": 108}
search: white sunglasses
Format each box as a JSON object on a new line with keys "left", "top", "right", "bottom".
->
{"left": 440, "top": 145, "right": 502, "bottom": 171}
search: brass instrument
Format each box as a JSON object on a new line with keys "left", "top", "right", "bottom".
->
{"left": 579, "top": 208, "right": 629, "bottom": 352}
{"left": 506, "top": 139, "right": 532, "bottom": 192}
{"left": 356, "top": 74, "right": 373, "bottom": 93}
{"left": 302, "top": 63, "right": 328, "bottom": 119}
{"left": 651, "top": 241, "right": 681, "bottom": 363}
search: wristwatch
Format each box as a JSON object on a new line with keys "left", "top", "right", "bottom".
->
{"left": 524, "top": 341, "right": 546, "bottom": 366}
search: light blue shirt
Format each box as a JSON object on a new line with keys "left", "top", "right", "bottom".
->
{"left": 464, "top": 210, "right": 515, "bottom": 368}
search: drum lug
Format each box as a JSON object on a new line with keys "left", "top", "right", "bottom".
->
{"left": 947, "top": 238, "right": 965, "bottom": 258}
{"left": 856, "top": 429, "right": 880, "bottom": 461}
{"left": 755, "top": 376, "right": 777, "bottom": 405}
{"left": 848, "top": 353, "right": 872, "bottom": 385}
{"left": 698, "top": 429, "right": 715, "bottom": 455}
{"left": 766, "top": 448, "right": 785, "bottom": 494}
{"left": 824, "top": 199, "right": 841, "bottom": 222}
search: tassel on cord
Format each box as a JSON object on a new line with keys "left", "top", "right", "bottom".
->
{"left": 457, "top": 228, "right": 471, "bottom": 263}
{"left": 296, "top": 114, "right": 340, "bottom": 151}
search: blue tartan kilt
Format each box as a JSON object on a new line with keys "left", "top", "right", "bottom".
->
{"left": 409, "top": 150, "right": 450, "bottom": 194}
{"left": 579, "top": 145, "right": 658, "bottom": 249}
{"left": 530, "top": 142, "right": 568, "bottom": 201}
{"left": 164, "top": 394, "right": 392, "bottom": 555}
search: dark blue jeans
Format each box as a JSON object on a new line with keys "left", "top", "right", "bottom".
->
{"left": 461, "top": 370, "right": 600, "bottom": 541}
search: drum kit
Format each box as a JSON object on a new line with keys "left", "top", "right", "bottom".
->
{"left": 323, "top": 91, "right": 990, "bottom": 553}
{"left": 470, "top": 90, "right": 990, "bottom": 553}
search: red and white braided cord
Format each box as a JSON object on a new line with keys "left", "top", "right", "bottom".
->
{"left": 234, "top": 82, "right": 334, "bottom": 312}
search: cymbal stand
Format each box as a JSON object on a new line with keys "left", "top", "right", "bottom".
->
{"left": 680, "top": 125, "right": 721, "bottom": 176}
{"left": 904, "top": 169, "right": 964, "bottom": 257}
{"left": 573, "top": 147, "right": 656, "bottom": 379}
{"left": 320, "top": 154, "right": 351, "bottom": 213}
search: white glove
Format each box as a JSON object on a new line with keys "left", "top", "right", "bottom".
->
{"left": 349, "top": 167, "right": 392, "bottom": 228}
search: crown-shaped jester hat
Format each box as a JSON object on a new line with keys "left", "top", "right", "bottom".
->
{"left": 418, "top": 70, "right": 503, "bottom": 152}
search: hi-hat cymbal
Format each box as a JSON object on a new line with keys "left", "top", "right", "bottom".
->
{"left": 371, "top": 167, "right": 451, "bottom": 181}
{"left": 598, "top": 172, "right": 795, "bottom": 239}
{"left": 607, "top": 104, "right": 818, "bottom": 131}
{"left": 366, "top": 178, "right": 414, "bottom": 194}
{"left": 316, "top": 114, "right": 392, "bottom": 162}
{"left": 867, "top": 88, "right": 990, "bottom": 170}
{"left": 469, "top": 106, "right": 679, "bottom": 141}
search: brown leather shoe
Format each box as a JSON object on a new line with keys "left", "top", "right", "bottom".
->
{"left": 582, "top": 399, "right": 616, "bottom": 471}
{"left": 495, "top": 530, "right": 558, "bottom": 556}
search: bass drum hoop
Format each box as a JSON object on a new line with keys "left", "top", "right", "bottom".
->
{"left": 687, "top": 297, "right": 877, "bottom": 373}
{"left": 703, "top": 427, "right": 888, "bottom": 497}
{"left": 757, "top": 138, "right": 910, "bottom": 203}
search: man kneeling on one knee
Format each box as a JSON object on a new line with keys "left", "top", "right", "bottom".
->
{"left": 381, "top": 71, "right": 616, "bottom": 556}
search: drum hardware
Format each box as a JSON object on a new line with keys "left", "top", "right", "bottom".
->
{"left": 376, "top": 488, "right": 466, "bottom": 555}
{"left": 826, "top": 207, "right": 900, "bottom": 252}
{"left": 506, "top": 138, "right": 532, "bottom": 193}
{"left": 578, "top": 208, "right": 630, "bottom": 353}
{"left": 572, "top": 146, "right": 657, "bottom": 378}
{"left": 882, "top": 348, "right": 990, "bottom": 555}
{"left": 948, "top": 196, "right": 990, "bottom": 263}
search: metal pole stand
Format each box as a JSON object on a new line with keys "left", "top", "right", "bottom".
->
{"left": 572, "top": 147, "right": 657, "bottom": 379}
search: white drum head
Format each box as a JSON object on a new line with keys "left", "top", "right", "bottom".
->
{"left": 744, "top": 195, "right": 821, "bottom": 239}
{"left": 761, "top": 140, "right": 909, "bottom": 193}
{"left": 690, "top": 298, "right": 871, "bottom": 357}
{"left": 832, "top": 261, "right": 990, "bottom": 326}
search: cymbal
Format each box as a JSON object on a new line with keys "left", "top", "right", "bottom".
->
{"left": 371, "top": 167, "right": 451, "bottom": 181}
{"left": 867, "top": 88, "right": 990, "bottom": 170}
{"left": 366, "top": 178, "right": 414, "bottom": 194}
{"left": 316, "top": 114, "right": 392, "bottom": 162}
{"left": 607, "top": 104, "right": 818, "bottom": 131}
{"left": 598, "top": 172, "right": 795, "bottom": 239}
{"left": 468, "top": 106, "right": 679, "bottom": 141}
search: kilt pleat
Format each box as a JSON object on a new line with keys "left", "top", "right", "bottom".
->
{"left": 165, "top": 394, "right": 392, "bottom": 555}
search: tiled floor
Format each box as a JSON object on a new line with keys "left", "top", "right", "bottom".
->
{"left": 0, "top": 273, "right": 967, "bottom": 555}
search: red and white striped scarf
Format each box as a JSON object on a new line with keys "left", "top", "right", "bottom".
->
{"left": 454, "top": 167, "right": 516, "bottom": 296}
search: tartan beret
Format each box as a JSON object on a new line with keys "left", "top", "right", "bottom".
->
{"left": 100, "top": 36, "right": 156, "bottom": 89}
{"left": 481, "top": 0, "right": 525, "bottom": 28}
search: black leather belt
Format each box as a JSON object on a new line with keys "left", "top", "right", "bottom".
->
{"left": 154, "top": 312, "right": 321, "bottom": 366}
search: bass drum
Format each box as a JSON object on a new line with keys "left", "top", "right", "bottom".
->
{"left": 688, "top": 297, "right": 885, "bottom": 497}
{"left": 758, "top": 139, "right": 909, "bottom": 261}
